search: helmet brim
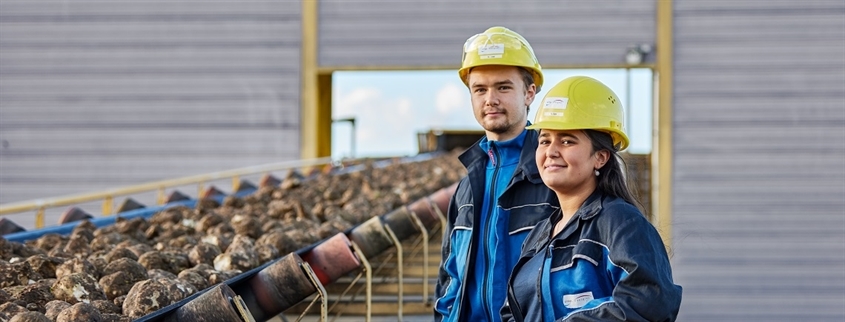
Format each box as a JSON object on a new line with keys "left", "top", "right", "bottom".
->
{"left": 526, "top": 122, "right": 630, "bottom": 151}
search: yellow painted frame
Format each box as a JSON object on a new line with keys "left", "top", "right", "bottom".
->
{"left": 300, "top": 0, "right": 331, "bottom": 159}
{"left": 317, "top": 63, "right": 653, "bottom": 74}
{"left": 304, "top": 2, "right": 673, "bottom": 248}
{"left": 655, "top": 0, "right": 674, "bottom": 247}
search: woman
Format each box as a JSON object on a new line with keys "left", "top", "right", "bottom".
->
{"left": 501, "top": 76, "right": 682, "bottom": 321}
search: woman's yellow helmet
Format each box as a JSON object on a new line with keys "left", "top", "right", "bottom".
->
{"left": 527, "top": 76, "right": 630, "bottom": 150}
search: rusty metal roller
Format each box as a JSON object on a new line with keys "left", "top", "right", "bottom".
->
{"left": 406, "top": 198, "right": 437, "bottom": 231}
{"left": 200, "top": 186, "right": 226, "bottom": 199}
{"left": 116, "top": 198, "right": 145, "bottom": 213}
{"left": 165, "top": 190, "right": 191, "bottom": 203}
{"left": 302, "top": 233, "right": 361, "bottom": 285}
{"left": 163, "top": 283, "right": 244, "bottom": 322}
{"left": 258, "top": 173, "right": 281, "bottom": 188}
{"left": 384, "top": 182, "right": 458, "bottom": 240}
{"left": 428, "top": 182, "right": 458, "bottom": 221}
{"left": 0, "top": 218, "right": 25, "bottom": 235}
{"left": 347, "top": 216, "right": 393, "bottom": 259}
{"left": 382, "top": 206, "right": 419, "bottom": 242}
{"left": 234, "top": 180, "right": 257, "bottom": 194}
{"left": 232, "top": 253, "right": 316, "bottom": 321}
{"left": 57, "top": 206, "right": 93, "bottom": 225}
{"left": 405, "top": 183, "right": 456, "bottom": 231}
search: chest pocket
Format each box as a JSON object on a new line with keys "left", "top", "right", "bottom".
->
{"left": 550, "top": 240, "right": 605, "bottom": 271}
{"left": 500, "top": 178, "right": 556, "bottom": 235}
{"left": 507, "top": 203, "right": 554, "bottom": 235}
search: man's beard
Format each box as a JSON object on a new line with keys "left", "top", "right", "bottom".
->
{"left": 483, "top": 118, "right": 515, "bottom": 134}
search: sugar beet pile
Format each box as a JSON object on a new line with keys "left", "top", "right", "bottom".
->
{"left": 0, "top": 153, "right": 464, "bottom": 322}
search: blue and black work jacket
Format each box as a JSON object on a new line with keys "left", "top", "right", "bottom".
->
{"left": 501, "top": 192, "right": 683, "bottom": 322}
{"left": 434, "top": 128, "right": 558, "bottom": 322}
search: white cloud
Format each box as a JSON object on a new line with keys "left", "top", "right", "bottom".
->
{"left": 333, "top": 88, "right": 421, "bottom": 157}
{"left": 357, "top": 127, "right": 377, "bottom": 142}
{"left": 435, "top": 83, "right": 467, "bottom": 115}
{"left": 430, "top": 83, "right": 477, "bottom": 129}
{"left": 334, "top": 87, "right": 381, "bottom": 117}
{"left": 363, "top": 97, "right": 417, "bottom": 156}
{"left": 397, "top": 98, "right": 412, "bottom": 116}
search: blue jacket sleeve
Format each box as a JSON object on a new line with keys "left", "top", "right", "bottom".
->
{"left": 562, "top": 206, "right": 682, "bottom": 322}
{"left": 434, "top": 182, "right": 462, "bottom": 322}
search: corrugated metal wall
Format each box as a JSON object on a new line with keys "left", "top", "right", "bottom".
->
{"left": 318, "top": 0, "right": 656, "bottom": 68}
{"left": 0, "top": 1, "right": 302, "bottom": 208}
{"left": 671, "top": 1, "right": 845, "bottom": 320}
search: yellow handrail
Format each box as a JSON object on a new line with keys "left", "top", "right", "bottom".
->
{"left": 0, "top": 157, "right": 335, "bottom": 217}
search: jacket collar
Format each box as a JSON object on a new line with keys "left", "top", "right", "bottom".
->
{"left": 574, "top": 191, "right": 603, "bottom": 221}
{"left": 458, "top": 123, "right": 543, "bottom": 185}
{"left": 532, "top": 191, "right": 604, "bottom": 252}
{"left": 547, "top": 191, "right": 603, "bottom": 223}
{"left": 516, "top": 128, "right": 544, "bottom": 185}
{"left": 479, "top": 130, "right": 526, "bottom": 168}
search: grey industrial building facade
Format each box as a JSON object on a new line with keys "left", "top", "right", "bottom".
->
{"left": 1, "top": 0, "right": 843, "bottom": 320}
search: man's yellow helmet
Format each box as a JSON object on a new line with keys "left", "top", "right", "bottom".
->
{"left": 527, "top": 76, "right": 630, "bottom": 150}
{"left": 459, "top": 26, "right": 543, "bottom": 91}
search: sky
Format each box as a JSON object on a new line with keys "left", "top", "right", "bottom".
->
{"left": 331, "top": 68, "right": 653, "bottom": 159}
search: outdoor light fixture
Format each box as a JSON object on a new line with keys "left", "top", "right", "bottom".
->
{"left": 622, "top": 43, "right": 653, "bottom": 139}
{"left": 625, "top": 43, "right": 653, "bottom": 65}
{"left": 332, "top": 117, "right": 356, "bottom": 158}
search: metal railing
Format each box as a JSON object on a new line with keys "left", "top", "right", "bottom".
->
{"left": 0, "top": 157, "right": 334, "bottom": 228}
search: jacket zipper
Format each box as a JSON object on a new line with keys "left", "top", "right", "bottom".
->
{"left": 482, "top": 145, "right": 500, "bottom": 321}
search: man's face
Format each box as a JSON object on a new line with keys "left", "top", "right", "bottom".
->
{"left": 467, "top": 65, "right": 536, "bottom": 141}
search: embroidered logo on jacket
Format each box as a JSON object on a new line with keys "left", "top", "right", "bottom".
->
{"left": 563, "top": 291, "right": 594, "bottom": 309}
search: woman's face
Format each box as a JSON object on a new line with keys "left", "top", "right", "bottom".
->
{"left": 536, "top": 129, "right": 608, "bottom": 194}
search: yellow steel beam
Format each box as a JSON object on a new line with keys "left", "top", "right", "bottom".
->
{"left": 318, "top": 63, "right": 655, "bottom": 74}
{"left": 317, "top": 72, "right": 333, "bottom": 156}
{"left": 655, "top": 0, "right": 674, "bottom": 247}
{"left": 300, "top": 0, "right": 331, "bottom": 158}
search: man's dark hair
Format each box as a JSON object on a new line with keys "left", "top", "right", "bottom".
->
{"left": 517, "top": 67, "right": 536, "bottom": 92}
{"left": 517, "top": 67, "right": 537, "bottom": 112}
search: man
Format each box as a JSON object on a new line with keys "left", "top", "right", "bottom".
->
{"left": 434, "top": 26, "right": 558, "bottom": 322}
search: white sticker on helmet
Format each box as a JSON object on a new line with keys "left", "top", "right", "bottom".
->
{"left": 544, "top": 97, "right": 568, "bottom": 109}
{"left": 478, "top": 44, "right": 505, "bottom": 55}
{"left": 478, "top": 44, "right": 505, "bottom": 58}
{"left": 544, "top": 111, "right": 564, "bottom": 117}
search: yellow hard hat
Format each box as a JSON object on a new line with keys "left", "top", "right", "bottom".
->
{"left": 527, "top": 76, "right": 630, "bottom": 150}
{"left": 459, "top": 26, "right": 543, "bottom": 91}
